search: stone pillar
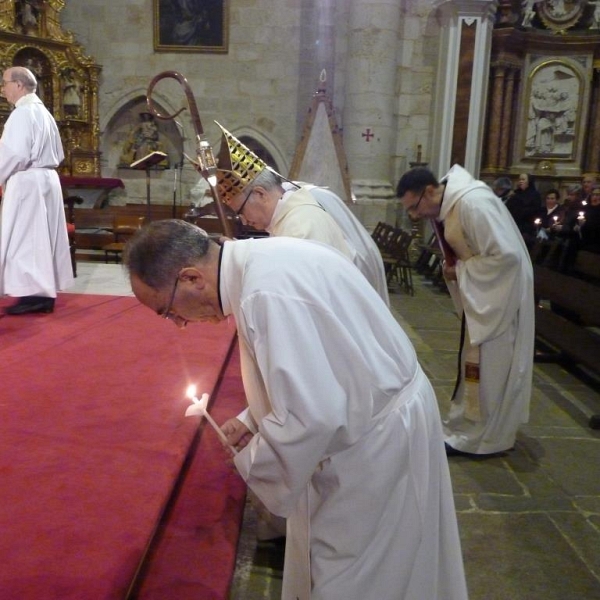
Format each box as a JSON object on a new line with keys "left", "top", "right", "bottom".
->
{"left": 342, "top": 0, "right": 401, "bottom": 229}
{"left": 431, "top": 0, "right": 498, "bottom": 178}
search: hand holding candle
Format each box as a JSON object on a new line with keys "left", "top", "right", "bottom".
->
{"left": 185, "top": 385, "right": 238, "bottom": 454}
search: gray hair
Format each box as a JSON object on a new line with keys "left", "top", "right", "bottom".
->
{"left": 567, "top": 184, "right": 582, "bottom": 195}
{"left": 245, "top": 167, "right": 284, "bottom": 194}
{"left": 123, "top": 219, "right": 213, "bottom": 289}
{"left": 492, "top": 177, "right": 513, "bottom": 194}
{"left": 9, "top": 67, "right": 37, "bottom": 93}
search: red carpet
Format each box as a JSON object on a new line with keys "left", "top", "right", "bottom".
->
{"left": 0, "top": 294, "right": 246, "bottom": 599}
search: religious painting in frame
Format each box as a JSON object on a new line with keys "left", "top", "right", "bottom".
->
{"left": 522, "top": 58, "right": 585, "bottom": 161}
{"left": 154, "top": 0, "right": 229, "bottom": 53}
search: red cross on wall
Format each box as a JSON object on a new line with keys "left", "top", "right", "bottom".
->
{"left": 362, "top": 128, "right": 374, "bottom": 142}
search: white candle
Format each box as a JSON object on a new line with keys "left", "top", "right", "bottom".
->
{"left": 185, "top": 385, "right": 238, "bottom": 454}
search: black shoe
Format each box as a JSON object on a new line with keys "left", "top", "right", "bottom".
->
{"left": 445, "top": 442, "right": 511, "bottom": 458}
{"left": 4, "top": 297, "right": 55, "bottom": 315}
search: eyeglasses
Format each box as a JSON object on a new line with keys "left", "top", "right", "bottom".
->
{"left": 160, "top": 275, "right": 187, "bottom": 328}
{"left": 0, "top": 80, "right": 16, "bottom": 87}
{"left": 407, "top": 189, "right": 426, "bottom": 213}
{"left": 235, "top": 188, "right": 254, "bottom": 217}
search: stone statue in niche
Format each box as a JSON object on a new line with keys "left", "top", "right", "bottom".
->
{"left": 62, "top": 69, "right": 83, "bottom": 119}
{"left": 119, "top": 112, "right": 169, "bottom": 167}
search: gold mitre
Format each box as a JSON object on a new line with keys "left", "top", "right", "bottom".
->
{"left": 215, "top": 121, "right": 267, "bottom": 206}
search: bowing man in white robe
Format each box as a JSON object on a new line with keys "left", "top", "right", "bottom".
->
{"left": 125, "top": 220, "right": 468, "bottom": 600}
{"left": 213, "top": 122, "right": 389, "bottom": 305}
{"left": 397, "top": 164, "right": 534, "bottom": 455}
{"left": 0, "top": 66, "right": 73, "bottom": 314}
{"left": 287, "top": 182, "right": 390, "bottom": 305}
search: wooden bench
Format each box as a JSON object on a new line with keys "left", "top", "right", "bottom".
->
{"left": 534, "top": 260, "right": 600, "bottom": 428}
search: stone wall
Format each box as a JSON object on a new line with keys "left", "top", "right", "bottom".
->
{"left": 60, "top": 0, "right": 441, "bottom": 227}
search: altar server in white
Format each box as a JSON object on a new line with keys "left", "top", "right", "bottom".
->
{"left": 0, "top": 66, "right": 73, "bottom": 315}
{"left": 124, "top": 219, "right": 468, "bottom": 600}
{"left": 213, "top": 122, "right": 389, "bottom": 305}
{"left": 397, "top": 164, "right": 534, "bottom": 456}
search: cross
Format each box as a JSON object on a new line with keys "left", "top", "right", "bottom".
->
{"left": 362, "top": 128, "right": 374, "bottom": 142}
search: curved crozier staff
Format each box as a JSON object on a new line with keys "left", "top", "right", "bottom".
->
{"left": 146, "top": 70, "right": 233, "bottom": 237}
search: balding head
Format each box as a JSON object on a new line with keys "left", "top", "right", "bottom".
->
{"left": 5, "top": 67, "right": 37, "bottom": 92}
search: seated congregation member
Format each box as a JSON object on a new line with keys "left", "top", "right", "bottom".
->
{"left": 492, "top": 176, "right": 513, "bottom": 204}
{"left": 123, "top": 219, "right": 469, "bottom": 600}
{"left": 214, "top": 122, "right": 389, "bottom": 305}
{"left": 505, "top": 173, "right": 542, "bottom": 248}
{"left": 396, "top": 165, "right": 534, "bottom": 457}
{"left": 537, "top": 188, "right": 565, "bottom": 234}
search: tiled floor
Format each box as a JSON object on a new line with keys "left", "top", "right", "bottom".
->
{"left": 64, "top": 262, "right": 133, "bottom": 296}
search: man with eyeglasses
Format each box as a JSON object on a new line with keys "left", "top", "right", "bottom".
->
{"left": 213, "top": 122, "right": 389, "bottom": 305}
{"left": 123, "top": 218, "right": 468, "bottom": 600}
{"left": 0, "top": 66, "right": 73, "bottom": 315}
{"left": 396, "top": 164, "right": 534, "bottom": 457}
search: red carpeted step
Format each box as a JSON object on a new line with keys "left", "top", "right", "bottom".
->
{"left": 0, "top": 293, "right": 242, "bottom": 599}
{"left": 131, "top": 344, "right": 247, "bottom": 599}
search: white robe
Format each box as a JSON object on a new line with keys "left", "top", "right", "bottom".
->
{"left": 0, "top": 93, "right": 73, "bottom": 298}
{"left": 268, "top": 186, "right": 352, "bottom": 259}
{"left": 439, "top": 164, "right": 534, "bottom": 454}
{"left": 220, "top": 237, "right": 468, "bottom": 600}
{"left": 278, "top": 183, "right": 390, "bottom": 305}
{"left": 304, "top": 185, "right": 390, "bottom": 305}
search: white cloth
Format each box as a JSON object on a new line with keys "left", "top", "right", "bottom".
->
{"left": 220, "top": 237, "right": 468, "bottom": 600}
{"left": 439, "top": 164, "right": 534, "bottom": 454}
{"left": 0, "top": 93, "right": 73, "bottom": 297}
{"left": 268, "top": 185, "right": 352, "bottom": 258}
{"left": 304, "top": 184, "right": 390, "bottom": 305}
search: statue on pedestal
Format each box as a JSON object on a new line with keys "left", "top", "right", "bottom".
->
{"left": 119, "top": 112, "right": 169, "bottom": 167}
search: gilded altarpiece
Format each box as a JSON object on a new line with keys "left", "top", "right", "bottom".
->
{"left": 0, "top": 0, "right": 101, "bottom": 177}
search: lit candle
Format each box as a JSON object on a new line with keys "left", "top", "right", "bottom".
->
{"left": 185, "top": 385, "right": 238, "bottom": 454}
{"left": 534, "top": 218, "right": 541, "bottom": 229}
{"left": 578, "top": 211, "right": 586, "bottom": 224}
{"left": 553, "top": 215, "right": 558, "bottom": 223}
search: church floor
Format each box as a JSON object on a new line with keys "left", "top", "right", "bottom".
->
{"left": 229, "top": 272, "right": 600, "bottom": 600}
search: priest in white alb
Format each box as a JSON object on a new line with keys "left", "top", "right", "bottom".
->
{"left": 124, "top": 216, "right": 469, "bottom": 600}
{"left": 397, "top": 164, "right": 534, "bottom": 456}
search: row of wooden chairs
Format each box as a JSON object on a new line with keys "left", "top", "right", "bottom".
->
{"left": 372, "top": 222, "right": 415, "bottom": 295}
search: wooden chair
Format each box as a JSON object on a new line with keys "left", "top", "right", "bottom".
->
{"left": 63, "top": 194, "right": 84, "bottom": 277}
{"left": 382, "top": 229, "right": 415, "bottom": 295}
{"left": 103, "top": 215, "right": 145, "bottom": 263}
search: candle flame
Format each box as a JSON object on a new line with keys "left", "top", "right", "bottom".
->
{"left": 186, "top": 384, "right": 198, "bottom": 401}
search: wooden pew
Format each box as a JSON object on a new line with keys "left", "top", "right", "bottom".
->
{"left": 534, "top": 259, "right": 600, "bottom": 428}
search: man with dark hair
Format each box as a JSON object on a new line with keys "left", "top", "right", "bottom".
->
{"left": 0, "top": 66, "right": 73, "bottom": 314}
{"left": 396, "top": 164, "right": 534, "bottom": 457}
{"left": 124, "top": 219, "right": 468, "bottom": 600}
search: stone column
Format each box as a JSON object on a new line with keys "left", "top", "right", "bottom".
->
{"left": 342, "top": 0, "right": 401, "bottom": 229}
{"left": 431, "top": 0, "right": 498, "bottom": 178}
